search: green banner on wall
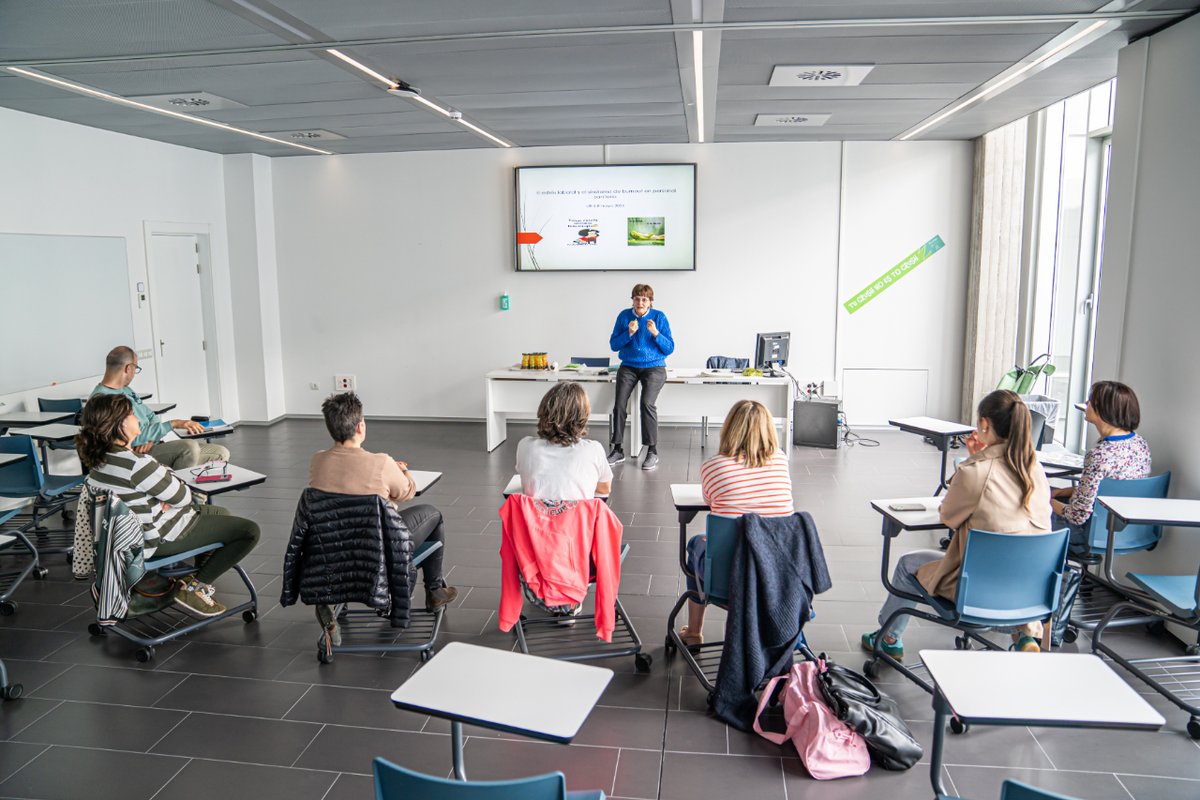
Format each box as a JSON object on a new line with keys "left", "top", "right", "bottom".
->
{"left": 842, "top": 235, "right": 945, "bottom": 314}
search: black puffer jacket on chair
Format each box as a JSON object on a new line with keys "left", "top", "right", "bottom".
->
{"left": 281, "top": 488, "right": 416, "bottom": 628}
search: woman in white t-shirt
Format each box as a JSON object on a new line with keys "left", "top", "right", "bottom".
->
{"left": 517, "top": 382, "right": 613, "bottom": 500}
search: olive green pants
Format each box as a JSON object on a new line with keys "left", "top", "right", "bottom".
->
{"left": 153, "top": 505, "right": 260, "bottom": 584}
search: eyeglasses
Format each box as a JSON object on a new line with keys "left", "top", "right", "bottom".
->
{"left": 191, "top": 460, "right": 229, "bottom": 478}
{"left": 131, "top": 364, "right": 142, "bottom": 374}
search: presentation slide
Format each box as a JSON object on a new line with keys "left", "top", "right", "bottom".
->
{"left": 515, "top": 164, "right": 696, "bottom": 271}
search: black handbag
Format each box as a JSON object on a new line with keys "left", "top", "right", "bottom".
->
{"left": 815, "top": 656, "right": 923, "bottom": 770}
{"left": 1051, "top": 565, "right": 1084, "bottom": 647}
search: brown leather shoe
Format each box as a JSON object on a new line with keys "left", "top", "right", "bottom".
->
{"left": 425, "top": 585, "right": 459, "bottom": 610}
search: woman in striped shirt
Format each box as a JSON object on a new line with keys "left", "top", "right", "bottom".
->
{"left": 680, "top": 400, "right": 794, "bottom": 645}
{"left": 78, "top": 394, "right": 260, "bottom": 618}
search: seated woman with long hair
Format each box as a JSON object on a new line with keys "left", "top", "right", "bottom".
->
{"left": 861, "top": 390, "right": 1051, "bottom": 658}
{"left": 517, "top": 382, "right": 613, "bottom": 501}
{"left": 77, "top": 393, "right": 260, "bottom": 618}
{"left": 679, "top": 399, "right": 795, "bottom": 645}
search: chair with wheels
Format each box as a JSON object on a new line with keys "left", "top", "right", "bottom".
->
{"left": 1092, "top": 552, "right": 1200, "bottom": 739}
{"left": 939, "top": 778, "right": 1084, "bottom": 800}
{"left": 373, "top": 756, "right": 605, "bottom": 799}
{"left": 284, "top": 489, "right": 445, "bottom": 664}
{"left": 0, "top": 504, "right": 48, "bottom": 617}
{"left": 1063, "top": 472, "right": 1171, "bottom": 642}
{"left": 666, "top": 514, "right": 812, "bottom": 691}
{"left": 865, "top": 528, "right": 1070, "bottom": 698}
{"left": 0, "top": 435, "right": 85, "bottom": 559}
{"left": 705, "top": 356, "right": 749, "bottom": 370}
{"left": 86, "top": 488, "right": 259, "bottom": 663}
{"left": 37, "top": 397, "right": 84, "bottom": 451}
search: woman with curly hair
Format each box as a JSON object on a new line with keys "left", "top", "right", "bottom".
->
{"left": 516, "top": 381, "right": 613, "bottom": 500}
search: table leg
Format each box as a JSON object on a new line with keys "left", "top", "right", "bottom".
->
{"left": 39, "top": 441, "right": 51, "bottom": 477}
{"left": 930, "top": 693, "right": 949, "bottom": 798}
{"left": 451, "top": 720, "right": 467, "bottom": 780}
{"left": 934, "top": 438, "right": 950, "bottom": 496}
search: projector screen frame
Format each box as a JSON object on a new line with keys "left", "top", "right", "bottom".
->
{"left": 513, "top": 162, "right": 697, "bottom": 273}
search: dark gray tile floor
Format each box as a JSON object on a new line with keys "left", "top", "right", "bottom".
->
{"left": 2, "top": 420, "right": 1198, "bottom": 799}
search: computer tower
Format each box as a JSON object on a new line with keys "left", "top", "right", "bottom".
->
{"left": 793, "top": 398, "right": 841, "bottom": 449}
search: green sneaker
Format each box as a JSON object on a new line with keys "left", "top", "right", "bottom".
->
{"left": 174, "top": 577, "right": 227, "bottom": 618}
{"left": 861, "top": 630, "right": 904, "bottom": 661}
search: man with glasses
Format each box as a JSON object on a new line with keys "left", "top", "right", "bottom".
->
{"left": 90, "top": 345, "right": 230, "bottom": 469}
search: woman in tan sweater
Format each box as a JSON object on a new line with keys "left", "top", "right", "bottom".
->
{"left": 862, "top": 390, "right": 1051, "bottom": 659}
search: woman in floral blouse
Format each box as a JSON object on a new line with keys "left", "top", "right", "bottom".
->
{"left": 1051, "top": 381, "right": 1151, "bottom": 552}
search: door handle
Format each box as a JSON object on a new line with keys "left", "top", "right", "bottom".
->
{"left": 159, "top": 338, "right": 166, "bottom": 356}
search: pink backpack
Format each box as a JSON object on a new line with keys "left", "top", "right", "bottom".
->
{"left": 753, "top": 660, "right": 870, "bottom": 780}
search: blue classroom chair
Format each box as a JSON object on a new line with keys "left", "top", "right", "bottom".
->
{"left": 866, "top": 528, "right": 1070, "bottom": 694}
{"left": 374, "top": 757, "right": 604, "bottom": 800}
{"left": 0, "top": 435, "right": 85, "bottom": 557}
{"left": 940, "top": 778, "right": 1083, "bottom": 800}
{"left": 37, "top": 397, "right": 84, "bottom": 450}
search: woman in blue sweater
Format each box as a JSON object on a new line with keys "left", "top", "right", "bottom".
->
{"left": 608, "top": 283, "right": 675, "bottom": 470}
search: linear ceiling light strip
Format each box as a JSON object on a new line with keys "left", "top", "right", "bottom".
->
{"left": 6, "top": 66, "right": 332, "bottom": 154}
{"left": 897, "top": 20, "right": 1110, "bottom": 140}
{"left": 327, "top": 48, "right": 511, "bottom": 147}
{"left": 692, "top": 31, "right": 704, "bottom": 143}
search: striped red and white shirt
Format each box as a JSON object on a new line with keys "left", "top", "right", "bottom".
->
{"left": 700, "top": 451, "right": 794, "bottom": 518}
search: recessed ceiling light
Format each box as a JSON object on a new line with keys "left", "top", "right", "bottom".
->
{"left": 7, "top": 67, "right": 332, "bottom": 155}
{"left": 754, "top": 113, "right": 831, "bottom": 127}
{"left": 769, "top": 65, "right": 875, "bottom": 87}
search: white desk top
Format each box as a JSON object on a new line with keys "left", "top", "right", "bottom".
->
{"left": 407, "top": 470, "right": 441, "bottom": 496}
{"left": 390, "top": 641, "right": 612, "bottom": 743}
{"left": 0, "top": 453, "right": 28, "bottom": 467}
{"left": 15, "top": 423, "right": 79, "bottom": 441}
{"left": 670, "top": 483, "right": 708, "bottom": 511}
{"left": 1097, "top": 496, "right": 1200, "bottom": 527}
{"left": 146, "top": 402, "right": 178, "bottom": 414}
{"left": 177, "top": 423, "right": 234, "bottom": 439}
{"left": 0, "top": 410, "right": 74, "bottom": 426}
{"left": 174, "top": 462, "right": 265, "bottom": 496}
{"left": 922, "top": 651, "right": 1164, "bottom": 729}
{"left": 889, "top": 416, "right": 976, "bottom": 436}
{"left": 870, "top": 497, "right": 946, "bottom": 530}
{"left": 503, "top": 473, "right": 609, "bottom": 500}
{"left": 488, "top": 369, "right": 614, "bottom": 382}
{"left": 1037, "top": 449, "right": 1085, "bottom": 471}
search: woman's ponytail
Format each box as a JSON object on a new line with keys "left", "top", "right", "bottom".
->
{"left": 977, "top": 389, "right": 1037, "bottom": 510}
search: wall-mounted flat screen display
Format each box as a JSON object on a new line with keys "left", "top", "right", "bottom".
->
{"left": 515, "top": 163, "right": 696, "bottom": 271}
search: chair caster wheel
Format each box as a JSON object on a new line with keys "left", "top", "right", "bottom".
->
{"left": 0, "top": 601, "right": 15, "bottom": 617}
{"left": 242, "top": 610, "right": 257, "bottom": 623}
{"left": 1188, "top": 718, "right": 1200, "bottom": 740}
{"left": 88, "top": 623, "right": 106, "bottom": 637}
{"left": 420, "top": 648, "right": 435, "bottom": 663}
{"left": 1146, "top": 620, "right": 1166, "bottom": 636}
{"left": 950, "top": 717, "right": 969, "bottom": 735}
{"left": 317, "top": 645, "right": 333, "bottom": 664}
{"left": 1062, "top": 627, "right": 1079, "bottom": 644}
{"left": 863, "top": 660, "right": 881, "bottom": 679}
{"left": 1, "top": 683, "right": 23, "bottom": 701}
{"left": 954, "top": 636, "right": 971, "bottom": 651}
{"left": 135, "top": 647, "right": 154, "bottom": 663}
{"left": 34, "top": 567, "right": 49, "bottom": 580}
{"left": 1187, "top": 644, "right": 1200, "bottom": 657}
{"left": 635, "top": 653, "right": 653, "bottom": 673}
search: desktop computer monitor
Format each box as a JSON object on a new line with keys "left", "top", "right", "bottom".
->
{"left": 754, "top": 331, "right": 790, "bottom": 371}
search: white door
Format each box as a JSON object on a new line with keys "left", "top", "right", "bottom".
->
{"left": 148, "top": 234, "right": 211, "bottom": 415}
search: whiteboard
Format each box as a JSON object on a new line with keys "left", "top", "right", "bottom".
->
{"left": 0, "top": 233, "right": 135, "bottom": 394}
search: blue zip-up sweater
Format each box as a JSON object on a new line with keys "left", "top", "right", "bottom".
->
{"left": 609, "top": 308, "right": 675, "bottom": 368}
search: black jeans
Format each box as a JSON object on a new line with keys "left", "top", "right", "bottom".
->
{"left": 397, "top": 503, "right": 447, "bottom": 588}
{"left": 612, "top": 365, "right": 667, "bottom": 451}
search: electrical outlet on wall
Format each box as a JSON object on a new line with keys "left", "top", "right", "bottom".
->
{"left": 334, "top": 375, "right": 356, "bottom": 391}
{"left": 137, "top": 349, "right": 153, "bottom": 359}
{"left": 309, "top": 383, "right": 320, "bottom": 391}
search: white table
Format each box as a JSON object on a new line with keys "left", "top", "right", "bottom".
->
{"left": 670, "top": 483, "right": 710, "bottom": 575}
{"left": 484, "top": 368, "right": 794, "bottom": 453}
{"left": 0, "top": 410, "right": 74, "bottom": 429}
{"left": 923, "top": 650, "right": 1164, "bottom": 798}
{"left": 1037, "top": 447, "right": 1085, "bottom": 479}
{"left": 178, "top": 423, "right": 234, "bottom": 441}
{"left": 407, "top": 470, "right": 441, "bottom": 497}
{"left": 146, "top": 402, "right": 178, "bottom": 415}
{"left": 0, "top": 453, "right": 26, "bottom": 469}
{"left": 390, "top": 641, "right": 612, "bottom": 780}
{"left": 14, "top": 423, "right": 80, "bottom": 476}
{"left": 889, "top": 416, "right": 976, "bottom": 495}
{"left": 174, "top": 462, "right": 265, "bottom": 501}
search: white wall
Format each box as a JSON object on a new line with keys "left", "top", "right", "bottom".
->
{"left": 271, "top": 141, "right": 973, "bottom": 421}
{"left": 0, "top": 106, "right": 240, "bottom": 420}
{"left": 1093, "top": 14, "right": 1200, "bottom": 585}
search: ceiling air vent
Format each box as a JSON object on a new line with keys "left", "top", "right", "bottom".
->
{"left": 769, "top": 65, "right": 875, "bottom": 87}
{"left": 754, "top": 113, "right": 831, "bottom": 127}
{"left": 266, "top": 129, "right": 347, "bottom": 141}
{"left": 129, "top": 91, "right": 246, "bottom": 111}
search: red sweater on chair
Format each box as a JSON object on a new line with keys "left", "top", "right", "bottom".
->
{"left": 498, "top": 494, "right": 623, "bottom": 641}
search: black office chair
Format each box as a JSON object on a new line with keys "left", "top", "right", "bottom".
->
{"left": 569, "top": 357, "right": 610, "bottom": 368}
{"left": 705, "top": 356, "right": 749, "bottom": 370}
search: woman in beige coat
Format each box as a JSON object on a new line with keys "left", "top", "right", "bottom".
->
{"left": 861, "top": 390, "right": 1051, "bottom": 659}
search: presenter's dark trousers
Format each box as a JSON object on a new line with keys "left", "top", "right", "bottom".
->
{"left": 612, "top": 365, "right": 667, "bottom": 452}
